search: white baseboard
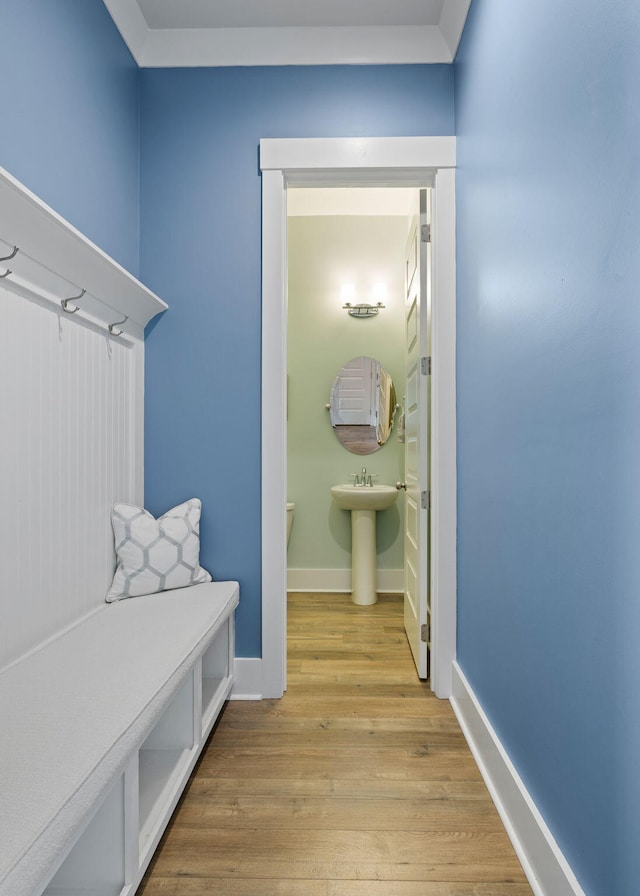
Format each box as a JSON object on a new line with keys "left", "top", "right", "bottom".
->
{"left": 287, "top": 567, "right": 403, "bottom": 593}
{"left": 230, "top": 658, "right": 262, "bottom": 700}
{"left": 450, "top": 662, "right": 586, "bottom": 896}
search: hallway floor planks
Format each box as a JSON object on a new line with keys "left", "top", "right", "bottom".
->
{"left": 138, "top": 592, "right": 533, "bottom": 896}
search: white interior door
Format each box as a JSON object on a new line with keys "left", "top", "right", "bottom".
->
{"left": 403, "top": 190, "right": 431, "bottom": 679}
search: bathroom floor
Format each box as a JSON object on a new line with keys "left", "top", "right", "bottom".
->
{"left": 139, "top": 592, "right": 533, "bottom": 895}
{"left": 329, "top": 424, "right": 378, "bottom": 454}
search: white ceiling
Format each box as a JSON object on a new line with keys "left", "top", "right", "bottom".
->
{"left": 103, "top": 0, "right": 472, "bottom": 67}
{"left": 288, "top": 188, "right": 418, "bottom": 218}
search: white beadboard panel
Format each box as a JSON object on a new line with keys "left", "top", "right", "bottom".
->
{"left": 0, "top": 286, "right": 143, "bottom": 670}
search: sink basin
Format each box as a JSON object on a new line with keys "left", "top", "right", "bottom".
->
{"left": 330, "top": 484, "right": 399, "bottom": 512}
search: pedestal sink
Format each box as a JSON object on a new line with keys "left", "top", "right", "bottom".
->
{"left": 330, "top": 484, "right": 399, "bottom": 606}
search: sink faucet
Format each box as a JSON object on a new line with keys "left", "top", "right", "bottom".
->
{"left": 352, "top": 468, "right": 374, "bottom": 486}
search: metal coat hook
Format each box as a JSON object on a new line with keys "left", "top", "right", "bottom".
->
{"left": 61, "top": 288, "right": 86, "bottom": 313}
{"left": 0, "top": 246, "right": 18, "bottom": 263}
{"left": 0, "top": 268, "right": 11, "bottom": 279}
{"left": 108, "top": 314, "right": 128, "bottom": 336}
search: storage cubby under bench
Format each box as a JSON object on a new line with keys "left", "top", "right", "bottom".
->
{"left": 0, "top": 580, "right": 239, "bottom": 896}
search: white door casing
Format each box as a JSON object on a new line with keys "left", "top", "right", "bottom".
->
{"left": 260, "top": 137, "right": 457, "bottom": 699}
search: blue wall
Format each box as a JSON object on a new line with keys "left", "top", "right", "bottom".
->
{"left": 139, "top": 65, "right": 454, "bottom": 656}
{"left": 5, "top": 4, "right": 633, "bottom": 883}
{"left": 0, "top": 0, "right": 140, "bottom": 272}
{"left": 455, "top": 2, "right": 640, "bottom": 893}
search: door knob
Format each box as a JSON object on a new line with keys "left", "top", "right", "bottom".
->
{"left": 396, "top": 481, "right": 407, "bottom": 490}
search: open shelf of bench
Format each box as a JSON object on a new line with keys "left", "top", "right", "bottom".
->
{"left": 43, "top": 775, "right": 126, "bottom": 896}
{"left": 201, "top": 615, "right": 234, "bottom": 736}
{"left": 138, "top": 673, "right": 197, "bottom": 864}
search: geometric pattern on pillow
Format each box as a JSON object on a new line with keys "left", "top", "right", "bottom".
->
{"left": 106, "top": 498, "right": 212, "bottom": 603}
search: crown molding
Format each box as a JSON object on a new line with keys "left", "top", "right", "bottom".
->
{"left": 103, "top": 0, "right": 473, "bottom": 67}
{"left": 438, "top": 0, "right": 473, "bottom": 58}
{"left": 138, "top": 25, "right": 451, "bottom": 67}
{"left": 102, "top": 0, "right": 149, "bottom": 63}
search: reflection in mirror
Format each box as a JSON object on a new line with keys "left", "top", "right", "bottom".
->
{"left": 329, "top": 356, "right": 396, "bottom": 455}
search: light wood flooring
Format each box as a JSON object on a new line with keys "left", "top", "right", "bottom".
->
{"left": 333, "top": 424, "right": 379, "bottom": 455}
{"left": 139, "top": 592, "right": 533, "bottom": 895}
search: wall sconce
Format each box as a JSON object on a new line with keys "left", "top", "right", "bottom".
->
{"left": 341, "top": 282, "right": 386, "bottom": 318}
{"left": 343, "top": 301, "right": 385, "bottom": 318}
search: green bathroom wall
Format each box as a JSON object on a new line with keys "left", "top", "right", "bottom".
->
{"left": 287, "top": 214, "right": 409, "bottom": 580}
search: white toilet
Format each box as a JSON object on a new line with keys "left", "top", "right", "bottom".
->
{"left": 286, "top": 502, "right": 295, "bottom": 547}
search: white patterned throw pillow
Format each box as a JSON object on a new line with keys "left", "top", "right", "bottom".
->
{"left": 106, "top": 498, "right": 212, "bottom": 602}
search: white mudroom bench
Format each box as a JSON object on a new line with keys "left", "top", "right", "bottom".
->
{"left": 0, "top": 580, "right": 239, "bottom": 896}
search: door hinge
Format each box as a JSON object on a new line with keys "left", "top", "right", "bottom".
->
{"left": 421, "top": 490, "right": 431, "bottom": 510}
{"left": 421, "top": 223, "right": 431, "bottom": 243}
{"left": 421, "top": 624, "right": 429, "bottom": 642}
{"left": 421, "top": 356, "right": 431, "bottom": 376}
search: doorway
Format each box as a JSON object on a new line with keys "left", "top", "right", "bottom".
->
{"left": 286, "top": 186, "right": 415, "bottom": 592}
{"left": 286, "top": 186, "right": 432, "bottom": 680}
{"left": 260, "top": 137, "right": 457, "bottom": 700}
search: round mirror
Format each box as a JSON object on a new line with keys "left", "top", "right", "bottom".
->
{"left": 329, "top": 356, "right": 397, "bottom": 455}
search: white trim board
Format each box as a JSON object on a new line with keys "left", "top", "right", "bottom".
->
{"left": 260, "top": 137, "right": 455, "bottom": 172}
{"left": 260, "top": 136, "right": 457, "bottom": 699}
{"left": 287, "top": 568, "right": 404, "bottom": 594}
{"left": 450, "top": 663, "right": 587, "bottom": 896}
{"left": 0, "top": 165, "right": 166, "bottom": 333}
{"left": 230, "top": 658, "right": 263, "bottom": 701}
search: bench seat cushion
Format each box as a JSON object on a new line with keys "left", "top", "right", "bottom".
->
{"left": 0, "top": 579, "right": 239, "bottom": 896}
